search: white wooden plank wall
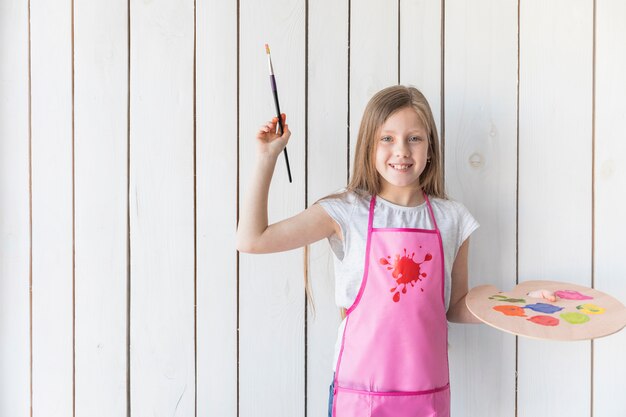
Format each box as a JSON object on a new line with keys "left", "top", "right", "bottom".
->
{"left": 306, "top": 1, "right": 348, "bottom": 416}
{"left": 445, "top": 1, "right": 518, "bottom": 416}
{"left": 2, "top": 1, "right": 626, "bottom": 416}
{"left": 518, "top": 1, "right": 593, "bottom": 416}
{"left": 30, "top": 0, "right": 74, "bottom": 415}
{"left": 196, "top": 0, "right": 238, "bottom": 416}
{"left": 74, "top": 0, "right": 128, "bottom": 416}
{"left": 238, "top": 1, "right": 306, "bottom": 416}
{"left": 129, "top": 0, "right": 195, "bottom": 416}
{"left": 0, "top": 0, "right": 30, "bottom": 416}
{"left": 594, "top": 1, "right": 626, "bottom": 416}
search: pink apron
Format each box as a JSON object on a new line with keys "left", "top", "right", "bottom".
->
{"left": 332, "top": 194, "right": 450, "bottom": 416}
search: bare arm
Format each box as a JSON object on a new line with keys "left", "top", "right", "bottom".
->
{"left": 236, "top": 115, "right": 340, "bottom": 254}
{"left": 446, "top": 238, "right": 482, "bottom": 324}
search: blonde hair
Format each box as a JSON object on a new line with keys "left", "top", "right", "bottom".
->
{"left": 348, "top": 84, "right": 445, "bottom": 199}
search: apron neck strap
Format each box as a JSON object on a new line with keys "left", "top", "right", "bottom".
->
{"left": 368, "top": 195, "right": 377, "bottom": 233}
{"left": 423, "top": 193, "right": 439, "bottom": 231}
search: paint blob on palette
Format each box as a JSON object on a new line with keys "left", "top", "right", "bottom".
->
{"left": 491, "top": 292, "right": 600, "bottom": 327}
{"left": 466, "top": 280, "right": 626, "bottom": 340}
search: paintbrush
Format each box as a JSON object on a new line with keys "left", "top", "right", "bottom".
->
{"left": 265, "top": 43, "right": 292, "bottom": 183}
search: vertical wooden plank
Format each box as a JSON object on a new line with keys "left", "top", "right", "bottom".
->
{"left": 73, "top": 0, "right": 128, "bottom": 415}
{"left": 443, "top": 1, "right": 518, "bottom": 415}
{"left": 400, "top": 0, "right": 442, "bottom": 129}
{"left": 350, "top": 0, "right": 398, "bottom": 155}
{"left": 518, "top": 1, "right": 593, "bottom": 416}
{"left": 30, "top": 0, "right": 74, "bottom": 415}
{"left": 196, "top": 0, "right": 238, "bottom": 415}
{"left": 238, "top": 0, "right": 306, "bottom": 415}
{"left": 0, "top": 0, "right": 31, "bottom": 415}
{"left": 307, "top": 1, "right": 348, "bottom": 416}
{"left": 594, "top": 1, "right": 626, "bottom": 415}
{"left": 129, "top": 0, "right": 195, "bottom": 415}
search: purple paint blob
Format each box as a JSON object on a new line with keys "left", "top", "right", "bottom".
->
{"left": 555, "top": 290, "right": 593, "bottom": 300}
{"left": 524, "top": 303, "right": 564, "bottom": 314}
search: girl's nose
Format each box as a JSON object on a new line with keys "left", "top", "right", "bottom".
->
{"left": 394, "top": 142, "right": 410, "bottom": 157}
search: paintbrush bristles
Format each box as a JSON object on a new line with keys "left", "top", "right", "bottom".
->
{"left": 265, "top": 44, "right": 274, "bottom": 75}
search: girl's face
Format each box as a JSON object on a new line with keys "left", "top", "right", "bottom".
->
{"left": 374, "top": 107, "right": 429, "bottom": 193}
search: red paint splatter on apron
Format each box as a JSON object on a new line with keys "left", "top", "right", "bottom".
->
{"left": 379, "top": 249, "right": 432, "bottom": 302}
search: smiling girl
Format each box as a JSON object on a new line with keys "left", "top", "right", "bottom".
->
{"left": 237, "top": 85, "right": 482, "bottom": 416}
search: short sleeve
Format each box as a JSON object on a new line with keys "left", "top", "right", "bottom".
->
{"left": 452, "top": 200, "right": 479, "bottom": 248}
{"left": 316, "top": 189, "right": 354, "bottom": 261}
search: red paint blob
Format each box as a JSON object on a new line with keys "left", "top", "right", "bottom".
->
{"left": 527, "top": 315, "right": 559, "bottom": 326}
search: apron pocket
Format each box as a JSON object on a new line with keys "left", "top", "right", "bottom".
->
{"left": 333, "top": 386, "right": 371, "bottom": 416}
{"left": 334, "top": 385, "right": 450, "bottom": 417}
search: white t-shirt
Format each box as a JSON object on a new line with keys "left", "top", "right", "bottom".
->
{"left": 316, "top": 189, "right": 479, "bottom": 371}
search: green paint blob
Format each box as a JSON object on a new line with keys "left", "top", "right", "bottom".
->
{"left": 560, "top": 312, "right": 590, "bottom": 324}
{"left": 489, "top": 294, "right": 526, "bottom": 303}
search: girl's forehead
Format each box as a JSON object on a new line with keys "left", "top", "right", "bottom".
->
{"left": 379, "top": 108, "right": 428, "bottom": 133}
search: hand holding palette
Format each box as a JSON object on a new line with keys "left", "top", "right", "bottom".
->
{"left": 466, "top": 280, "right": 626, "bottom": 341}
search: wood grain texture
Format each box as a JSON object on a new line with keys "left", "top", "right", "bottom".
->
{"left": 0, "top": 0, "right": 31, "bottom": 415}
{"left": 349, "top": 0, "right": 398, "bottom": 158}
{"left": 196, "top": 0, "right": 238, "bottom": 415}
{"left": 73, "top": 1, "right": 128, "bottom": 415}
{"left": 444, "top": 1, "right": 518, "bottom": 415}
{"left": 400, "top": 0, "right": 442, "bottom": 128}
{"left": 238, "top": 0, "right": 306, "bottom": 415}
{"left": 518, "top": 1, "right": 593, "bottom": 416}
{"left": 30, "top": 0, "right": 74, "bottom": 415}
{"left": 594, "top": 0, "right": 626, "bottom": 415}
{"left": 129, "top": 0, "right": 195, "bottom": 415}
{"left": 306, "top": 1, "right": 349, "bottom": 416}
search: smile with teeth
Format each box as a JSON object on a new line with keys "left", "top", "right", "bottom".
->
{"left": 389, "top": 163, "right": 413, "bottom": 171}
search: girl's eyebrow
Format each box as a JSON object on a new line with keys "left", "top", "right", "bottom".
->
{"left": 380, "top": 129, "right": 426, "bottom": 135}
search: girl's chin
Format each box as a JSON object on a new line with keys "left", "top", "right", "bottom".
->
{"left": 381, "top": 176, "right": 421, "bottom": 188}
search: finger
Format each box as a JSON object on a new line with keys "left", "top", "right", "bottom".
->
{"left": 281, "top": 124, "right": 291, "bottom": 139}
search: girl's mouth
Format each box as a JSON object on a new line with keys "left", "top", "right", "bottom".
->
{"left": 389, "top": 163, "right": 413, "bottom": 171}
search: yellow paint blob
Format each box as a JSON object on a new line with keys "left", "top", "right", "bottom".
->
{"left": 576, "top": 303, "right": 605, "bottom": 315}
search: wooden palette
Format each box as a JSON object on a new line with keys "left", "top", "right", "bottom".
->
{"left": 466, "top": 280, "right": 626, "bottom": 341}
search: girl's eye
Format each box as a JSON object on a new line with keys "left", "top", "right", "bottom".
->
{"left": 409, "top": 136, "right": 423, "bottom": 142}
{"left": 381, "top": 136, "right": 392, "bottom": 142}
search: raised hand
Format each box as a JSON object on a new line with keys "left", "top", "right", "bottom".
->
{"left": 255, "top": 113, "right": 291, "bottom": 158}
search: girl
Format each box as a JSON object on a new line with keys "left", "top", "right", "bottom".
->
{"left": 237, "top": 85, "right": 482, "bottom": 417}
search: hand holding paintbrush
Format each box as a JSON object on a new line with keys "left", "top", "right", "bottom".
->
{"left": 256, "top": 113, "right": 291, "bottom": 158}
{"left": 264, "top": 44, "right": 293, "bottom": 183}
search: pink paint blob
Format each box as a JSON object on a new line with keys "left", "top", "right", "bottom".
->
{"left": 555, "top": 290, "right": 593, "bottom": 300}
{"left": 527, "top": 315, "right": 560, "bottom": 326}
